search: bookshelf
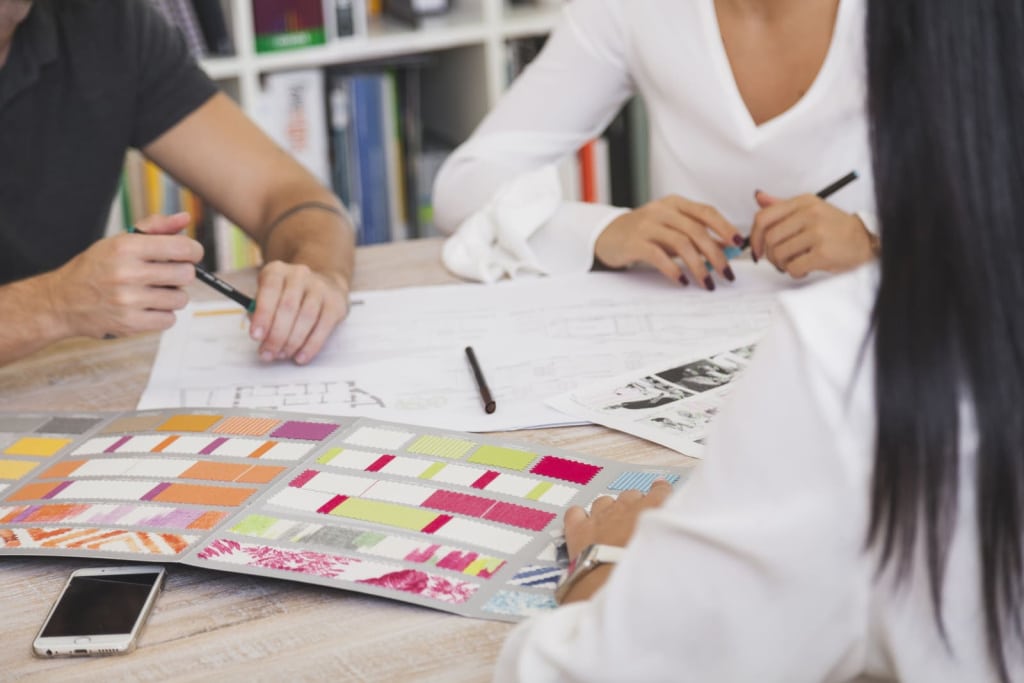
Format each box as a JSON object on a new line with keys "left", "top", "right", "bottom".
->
{"left": 128, "top": 1, "right": 645, "bottom": 267}
{"left": 135, "top": 0, "right": 566, "bottom": 266}
{"left": 199, "top": 0, "right": 563, "bottom": 143}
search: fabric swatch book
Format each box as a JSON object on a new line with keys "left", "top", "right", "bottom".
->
{"left": 0, "top": 409, "right": 687, "bottom": 622}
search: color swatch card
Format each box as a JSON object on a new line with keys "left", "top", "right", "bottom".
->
{"left": 0, "top": 409, "right": 687, "bottom": 622}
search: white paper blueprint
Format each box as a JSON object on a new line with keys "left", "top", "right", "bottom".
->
{"left": 139, "top": 264, "right": 797, "bottom": 431}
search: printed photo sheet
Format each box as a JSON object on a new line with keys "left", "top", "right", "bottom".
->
{"left": 547, "top": 341, "right": 762, "bottom": 458}
{"left": 0, "top": 409, "right": 688, "bottom": 622}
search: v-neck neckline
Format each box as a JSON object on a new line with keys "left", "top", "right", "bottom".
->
{"left": 699, "top": 0, "right": 852, "bottom": 143}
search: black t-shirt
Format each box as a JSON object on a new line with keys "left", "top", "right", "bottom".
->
{"left": 0, "top": 0, "right": 218, "bottom": 284}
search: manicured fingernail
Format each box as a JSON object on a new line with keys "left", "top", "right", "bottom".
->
{"left": 678, "top": 273, "right": 689, "bottom": 286}
{"left": 277, "top": 351, "right": 288, "bottom": 360}
{"left": 723, "top": 266, "right": 735, "bottom": 282}
{"left": 752, "top": 251, "right": 759, "bottom": 264}
{"left": 260, "top": 351, "right": 273, "bottom": 362}
{"left": 295, "top": 353, "right": 308, "bottom": 365}
{"left": 754, "top": 189, "right": 762, "bottom": 198}
{"left": 776, "top": 265, "right": 784, "bottom": 274}
{"left": 251, "top": 326, "right": 264, "bottom": 340}
{"left": 704, "top": 276, "right": 715, "bottom": 291}
{"left": 732, "top": 235, "right": 744, "bottom": 247}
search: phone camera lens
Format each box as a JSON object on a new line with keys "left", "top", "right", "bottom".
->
{"left": 46, "top": 650, "right": 53, "bottom": 656}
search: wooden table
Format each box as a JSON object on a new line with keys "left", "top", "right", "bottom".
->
{"left": 0, "top": 238, "right": 694, "bottom": 682}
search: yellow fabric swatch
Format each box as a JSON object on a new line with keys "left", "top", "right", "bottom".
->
{"left": 5, "top": 437, "right": 71, "bottom": 457}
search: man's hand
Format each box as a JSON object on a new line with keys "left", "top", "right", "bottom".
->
{"left": 46, "top": 212, "right": 201, "bottom": 339}
{"left": 249, "top": 262, "right": 350, "bottom": 365}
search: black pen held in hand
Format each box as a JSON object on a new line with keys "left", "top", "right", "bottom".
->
{"left": 129, "top": 226, "right": 256, "bottom": 313}
{"left": 740, "top": 170, "right": 859, "bottom": 251}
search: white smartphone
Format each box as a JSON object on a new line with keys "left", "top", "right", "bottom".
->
{"left": 32, "top": 565, "right": 166, "bottom": 657}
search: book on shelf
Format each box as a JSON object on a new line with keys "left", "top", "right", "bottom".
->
{"left": 213, "top": 216, "right": 263, "bottom": 272}
{"left": 257, "top": 68, "right": 332, "bottom": 187}
{"left": 382, "top": 0, "right": 451, "bottom": 27}
{"left": 191, "top": 0, "right": 235, "bottom": 56}
{"left": 348, "top": 71, "right": 393, "bottom": 245}
{"left": 150, "top": 0, "right": 206, "bottom": 58}
{"left": 327, "top": 58, "right": 448, "bottom": 244}
{"left": 252, "top": 0, "right": 327, "bottom": 53}
{"left": 150, "top": 0, "right": 234, "bottom": 58}
{"left": 115, "top": 151, "right": 220, "bottom": 270}
{"left": 330, "top": 0, "right": 357, "bottom": 38}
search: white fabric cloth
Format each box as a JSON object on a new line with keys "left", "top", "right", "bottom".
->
{"left": 434, "top": 0, "right": 876, "bottom": 281}
{"left": 494, "top": 263, "right": 1003, "bottom": 682}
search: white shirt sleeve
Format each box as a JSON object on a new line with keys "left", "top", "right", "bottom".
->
{"left": 494, "top": 303, "right": 875, "bottom": 683}
{"left": 432, "top": 0, "right": 635, "bottom": 279}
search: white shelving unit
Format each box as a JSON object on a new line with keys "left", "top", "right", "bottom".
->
{"left": 200, "top": 0, "right": 562, "bottom": 144}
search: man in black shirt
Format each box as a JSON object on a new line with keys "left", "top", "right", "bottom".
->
{"left": 0, "top": 0, "right": 355, "bottom": 366}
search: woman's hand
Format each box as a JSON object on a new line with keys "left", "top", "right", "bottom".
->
{"left": 595, "top": 196, "right": 744, "bottom": 290}
{"left": 559, "top": 480, "right": 674, "bottom": 603}
{"left": 749, "top": 191, "right": 876, "bottom": 278}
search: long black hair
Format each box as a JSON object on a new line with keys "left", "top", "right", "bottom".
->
{"left": 867, "top": 1, "right": 1024, "bottom": 679}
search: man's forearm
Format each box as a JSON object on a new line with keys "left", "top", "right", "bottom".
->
{"left": 259, "top": 193, "right": 356, "bottom": 290}
{"left": 0, "top": 273, "right": 69, "bottom": 366}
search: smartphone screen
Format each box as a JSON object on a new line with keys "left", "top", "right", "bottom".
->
{"left": 34, "top": 566, "right": 164, "bottom": 656}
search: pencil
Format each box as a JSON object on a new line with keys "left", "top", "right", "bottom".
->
{"left": 129, "top": 226, "right": 256, "bottom": 313}
{"left": 739, "top": 170, "right": 859, "bottom": 251}
{"left": 465, "top": 346, "right": 496, "bottom": 414}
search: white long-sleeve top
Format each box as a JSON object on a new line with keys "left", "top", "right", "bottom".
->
{"left": 494, "top": 263, "right": 1003, "bottom": 682}
{"left": 433, "top": 0, "right": 876, "bottom": 278}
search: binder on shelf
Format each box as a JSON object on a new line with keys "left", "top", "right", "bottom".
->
{"left": 327, "top": 75, "right": 360, "bottom": 219}
{"left": 605, "top": 101, "right": 637, "bottom": 208}
{"left": 252, "top": 0, "right": 327, "bottom": 53}
{"left": 397, "top": 64, "right": 423, "bottom": 239}
{"left": 349, "top": 72, "right": 392, "bottom": 245}
{"left": 382, "top": 0, "right": 451, "bottom": 27}
{"left": 190, "top": 0, "right": 235, "bottom": 55}
{"left": 257, "top": 68, "right": 332, "bottom": 187}
{"left": 150, "top": 0, "right": 207, "bottom": 58}
{"left": 381, "top": 72, "right": 409, "bottom": 242}
{"left": 330, "top": 0, "right": 357, "bottom": 38}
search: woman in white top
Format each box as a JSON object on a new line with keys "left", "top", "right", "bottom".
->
{"left": 433, "top": 0, "right": 879, "bottom": 290}
{"left": 494, "top": 0, "right": 1024, "bottom": 681}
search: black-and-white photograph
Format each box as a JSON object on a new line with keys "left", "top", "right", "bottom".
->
{"left": 648, "top": 405, "right": 718, "bottom": 434}
{"left": 655, "top": 358, "right": 740, "bottom": 393}
{"left": 584, "top": 375, "right": 693, "bottom": 412}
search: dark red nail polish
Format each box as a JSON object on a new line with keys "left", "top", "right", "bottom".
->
{"left": 678, "top": 273, "right": 689, "bottom": 286}
{"left": 723, "top": 266, "right": 735, "bottom": 282}
{"left": 732, "top": 235, "right": 744, "bottom": 247}
{"left": 752, "top": 251, "right": 759, "bottom": 264}
{"left": 704, "top": 276, "right": 715, "bottom": 291}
